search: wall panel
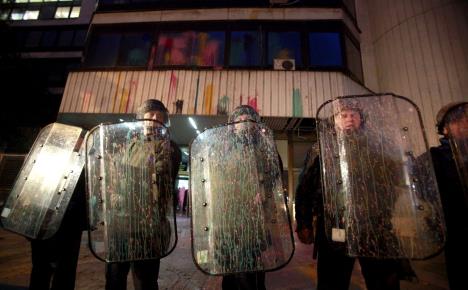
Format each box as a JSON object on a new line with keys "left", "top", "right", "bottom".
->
{"left": 60, "top": 70, "right": 370, "bottom": 118}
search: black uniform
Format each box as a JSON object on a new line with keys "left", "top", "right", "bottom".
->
{"left": 430, "top": 138, "right": 468, "bottom": 290}
{"left": 295, "top": 128, "right": 405, "bottom": 290}
{"left": 29, "top": 172, "right": 87, "bottom": 290}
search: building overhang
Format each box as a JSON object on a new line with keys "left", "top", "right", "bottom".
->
{"left": 58, "top": 69, "right": 370, "bottom": 144}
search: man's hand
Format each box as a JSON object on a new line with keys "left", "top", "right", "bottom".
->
{"left": 153, "top": 139, "right": 171, "bottom": 175}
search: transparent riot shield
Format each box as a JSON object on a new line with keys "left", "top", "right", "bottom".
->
{"left": 445, "top": 103, "right": 468, "bottom": 204}
{"left": 0, "top": 123, "right": 86, "bottom": 239}
{"left": 85, "top": 120, "right": 176, "bottom": 262}
{"left": 190, "top": 121, "right": 294, "bottom": 275}
{"left": 316, "top": 94, "right": 445, "bottom": 259}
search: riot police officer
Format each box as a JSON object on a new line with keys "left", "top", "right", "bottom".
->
{"left": 104, "top": 99, "right": 181, "bottom": 290}
{"left": 29, "top": 172, "right": 87, "bottom": 290}
{"left": 221, "top": 105, "right": 268, "bottom": 290}
{"left": 430, "top": 101, "right": 468, "bottom": 290}
{"left": 296, "top": 99, "right": 410, "bottom": 290}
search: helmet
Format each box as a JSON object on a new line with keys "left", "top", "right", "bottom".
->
{"left": 436, "top": 101, "right": 468, "bottom": 135}
{"left": 136, "top": 99, "right": 169, "bottom": 126}
{"left": 332, "top": 98, "right": 366, "bottom": 127}
{"left": 228, "top": 105, "right": 261, "bottom": 123}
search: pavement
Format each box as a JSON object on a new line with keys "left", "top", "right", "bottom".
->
{"left": 0, "top": 214, "right": 449, "bottom": 290}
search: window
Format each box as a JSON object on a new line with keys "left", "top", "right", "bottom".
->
{"left": 15, "top": 31, "right": 27, "bottom": 48}
{"left": 85, "top": 33, "right": 121, "bottom": 67}
{"left": 41, "top": 31, "right": 57, "bottom": 47}
{"left": 58, "top": 30, "right": 74, "bottom": 47}
{"left": 309, "top": 32, "right": 343, "bottom": 67}
{"left": 1, "top": 1, "right": 83, "bottom": 20}
{"left": 82, "top": 22, "right": 362, "bottom": 82}
{"left": 229, "top": 31, "right": 261, "bottom": 67}
{"left": 10, "top": 9, "right": 24, "bottom": 20}
{"left": 25, "top": 31, "right": 42, "bottom": 47}
{"left": 23, "top": 10, "right": 39, "bottom": 20}
{"left": 194, "top": 31, "right": 224, "bottom": 67}
{"left": 267, "top": 31, "right": 302, "bottom": 66}
{"left": 155, "top": 31, "right": 225, "bottom": 67}
{"left": 73, "top": 29, "right": 87, "bottom": 46}
{"left": 15, "top": 28, "right": 88, "bottom": 50}
{"left": 54, "top": 6, "right": 70, "bottom": 18}
{"left": 117, "top": 32, "right": 153, "bottom": 66}
{"left": 155, "top": 31, "right": 196, "bottom": 66}
{"left": 70, "top": 6, "right": 80, "bottom": 18}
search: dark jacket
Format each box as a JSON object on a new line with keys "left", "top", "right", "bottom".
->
{"left": 295, "top": 145, "right": 321, "bottom": 232}
{"left": 296, "top": 129, "right": 404, "bottom": 257}
{"left": 430, "top": 138, "right": 468, "bottom": 290}
{"left": 295, "top": 140, "right": 419, "bottom": 280}
{"left": 430, "top": 138, "right": 468, "bottom": 236}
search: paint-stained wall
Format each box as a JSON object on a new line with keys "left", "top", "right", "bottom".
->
{"left": 60, "top": 70, "right": 369, "bottom": 118}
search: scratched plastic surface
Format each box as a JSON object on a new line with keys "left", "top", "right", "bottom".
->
{"left": 0, "top": 123, "right": 86, "bottom": 239}
{"left": 86, "top": 120, "right": 175, "bottom": 262}
{"left": 316, "top": 94, "right": 445, "bottom": 259}
{"left": 190, "top": 121, "right": 294, "bottom": 275}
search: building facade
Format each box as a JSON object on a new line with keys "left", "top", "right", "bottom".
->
{"left": 0, "top": 0, "right": 95, "bottom": 152}
{"left": 58, "top": 0, "right": 369, "bottom": 123}
{"left": 57, "top": 0, "right": 468, "bottom": 145}
{"left": 359, "top": 0, "right": 468, "bottom": 144}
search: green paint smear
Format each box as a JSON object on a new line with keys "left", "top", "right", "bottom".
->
{"left": 217, "top": 95, "right": 230, "bottom": 115}
{"left": 293, "top": 88, "right": 302, "bottom": 117}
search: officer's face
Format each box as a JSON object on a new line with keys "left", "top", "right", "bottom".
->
{"left": 144, "top": 110, "right": 166, "bottom": 124}
{"left": 234, "top": 114, "right": 251, "bottom": 132}
{"left": 444, "top": 114, "right": 468, "bottom": 140}
{"left": 334, "top": 109, "right": 362, "bottom": 132}
{"left": 143, "top": 110, "right": 165, "bottom": 136}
